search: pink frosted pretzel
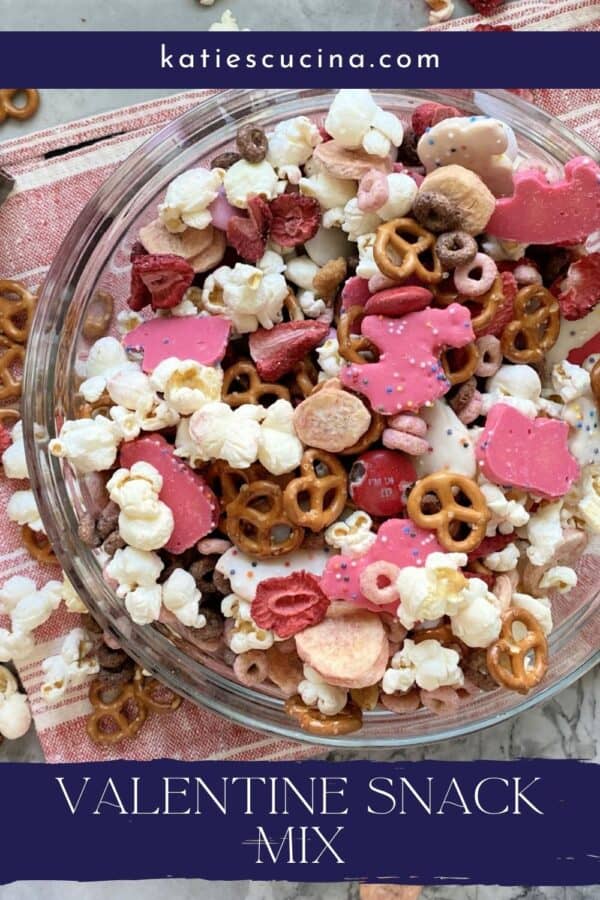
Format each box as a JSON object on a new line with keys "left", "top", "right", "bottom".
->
{"left": 359, "top": 561, "right": 401, "bottom": 606}
{"left": 358, "top": 169, "right": 389, "bottom": 213}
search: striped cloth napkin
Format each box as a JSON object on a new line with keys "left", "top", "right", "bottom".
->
{"left": 425, "top": 0, "right": 600, "bottom": 31}
{"left": 0, "top": 88, "right": 598, "bottom": 762}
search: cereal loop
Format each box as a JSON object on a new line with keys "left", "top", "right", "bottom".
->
{"left": 475, "top": 334, "right": 502, "bottom": 377}
{"left": 236, "top": 123, "right": 268, "bottom": 163}
{"left": 435, "top": 231, "right": 478, "bottom": 270}
{"left": 454, "top": 253, "right": 498, "bottom": 298}
{"left": 359, "top": 560, "right": 401, "bottom": 606}
{"left": 413, "top": 191, "right": 460, "bottom": 234}
{"left": 233, "top": 650, "right": 269, "bottom": 686}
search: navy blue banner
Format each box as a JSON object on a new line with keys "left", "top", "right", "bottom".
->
{"left": 0, "top": 32, "right": 598, "bottom": 88}
{"left": 0, "top": 759, "right": 599, "bottom": 884}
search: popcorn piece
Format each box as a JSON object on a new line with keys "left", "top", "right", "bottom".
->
{"left": 396, "top": 552, "right": 468, "bottom": 630}
{"left": 61, "top": 575, "right": 88, "bottom": 613}
{"left": 576, "top": 466, "right": 600, "bottom": 532}
{"left": 316, "top": 336, "right": 344, "bottom": 379}
{"left": 285, "top": 255, "right": 321, "bottom": 292}
{"left": 511, "top": 591, "right": 553, "bottom": 636}
{"left": 325, "top": 89, "right": 403, "bottom": 158}
{"left": 162, "top": 568, "right": 206, "bottom": 629}
{"left": 552, "top": 360, "right": 591, "bottom": 403}
{"left": 49, "top": 416, "right": 122, "bottom": 474}
{"left": 298, "top": 665, "right": 348, "bottom": 716}
{"left": 125, "top": 585, "right": 163, "bottom": 627}
{"left": 2, "top": 577, "right": 62, "bottom": 636}
{"left": 209, "top": 9, "right": 248, "bottom": 31}
{"left": 222, "top": 593, "right": 275, "bottom": 653}
{"left": 484, "top": 541, "right": 520, "bottom": 572}
{"left": 107, "top": 461, "right": 174, "bottom": 551}
{"left": 158, "top": 167, "right": 223, "bottom": 233}
{"left": 116, "top": 309, "right": 144, "bottom": 334}
{"left": 202, "top": 264, "right": 289, "bottom": 333}
{"left": 539, "top": 565, "right": 577, "bottom": 594}
{"left": 0, "top": 629, "right": 34, "bottom": 663}
{"left": 40, "top": 627, "right": 99, "bottom": 703}
{"left": 267, "top": 116, "right": 322, "bottom": 171}
{"left": 377, "top": 172, "right": 419, "bottom": 221}
{"left": 480, "top": 481, "right": 529, "bottom": 538}
{"left": 382, "top": 639, "right": 463, "bottom": 694}
{"left": 299, "top": 171, "right": 356, "bottom": 212}
{"left": 7, "top": 489, "right": 43, "bottom": 532}
{"left": 298, "top": 291, "right": 327, "bottom": 319}
{"left": 107, "top": 368, "right": 156, "bottom": 412}
{"left": 342, "top": 198, "right": 382, "bottom": 242}
{"left": 524, "top": 501, "right": 564, "bottom": 567}
{"left": 325, "top": 511, "right": 377, "bottom": 556}
{"left": 1, "top": 420, "right": 28, "bottom": 480}
{"left": 189, "top": 401, "right": 263, "bottom": 469}
{"left": 450, "top": 577, "right": 502, "bottom": 648}
{"left": 304, "top": 225, "right": 352, "bottom": 268}
{"left": 80, "top": 336, "right": 137, "bottom": 403}
{"left": 149, "top": 357, "right": 223, "bottom": 415}
{"left": 481, "top": 364, "right": 543, "bottom": 419}
{"left": 223, "top": 159, "right": 279, "bottom": 210}
{"left": 105, "top": 546, "right": 164, "bottom": 597}
{"left": 0, "top": 666, "right": 31, "bottom": 740}
{"left": 257, "top": 399, "right": 303, "bottom": 476}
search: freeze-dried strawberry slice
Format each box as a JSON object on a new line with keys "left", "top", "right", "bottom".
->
{"left": 249, "top": 318, "right": 330, "bottom": 381}
{"left": 269, "top": 194, "right": 321, "bottom": 248}
{"left": 251, "top": 571, "right": 330, "bottom": 639}
{"left": 128, "top": 253, "right": 194, "bottom": 312}
{"left": 227, "top": 194, "right": 273, "bottom": 263}
{"left": 551, "top": 253, "right": 600, "bottom": 321}
{"left": 469, "top": 0, "right": 505, "bottom": 14}
{"left": 411, "top": 102, "right": 461, "bottom": 139}
{"left": 0, "top": 424, "right": 12, "bottom": 455}
{"left": 467, "top": 533, "right": 513, "bottom": 563}
{"left": 477, "top": 270, "right": 517, "bottom": 337}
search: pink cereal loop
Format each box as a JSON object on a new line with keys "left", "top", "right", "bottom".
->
{"left": 382, "top": 429, "right": 430, "bottom": 455}
{"left": 457, "top": 390, "right": 482, "bottom": 425}
{"left": 380, "top": 689, "right": 421, "bottom": 713}
{"left": 454, "top": 252, "right": 498, "bottom": 298}
{"left": 359, "top": 560, "right": 401, "bottom": 606}
{"left": 358, "top": 168, "right": 389, "bottom": 213}
{"left": 387, "top": 413, "right": 428, "bottom": 437}
{"left": 475, "top": 334, "right": 502, "bottom": 377}
{"left": 233, "top": 650, "right": 269, "bottom": 686}
{"left": 196, "top": 537, "right": 232, "bottom": 556}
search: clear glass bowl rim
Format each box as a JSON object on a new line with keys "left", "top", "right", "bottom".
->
{"left": 23, "top": 88, "right": 600, "bottom": 750}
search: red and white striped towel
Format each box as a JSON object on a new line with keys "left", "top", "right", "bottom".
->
{"left": 425, "top": 0, "right": 600, "bottom": 31}
{"left": 0, "top": 88, "right": 598, "bottom": 762}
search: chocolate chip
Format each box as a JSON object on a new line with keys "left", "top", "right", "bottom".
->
{"left": 211, "top": 151, "right": 242, "bottom": 170}
{"left": 236, "top": 123, "right": 268, "bottom": 164}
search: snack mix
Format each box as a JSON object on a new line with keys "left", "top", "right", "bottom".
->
{"left": 23, "top": 88, "right": 600, "bottom": 737}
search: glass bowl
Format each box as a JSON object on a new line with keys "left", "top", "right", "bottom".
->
{"left": 23, "top": 89, "right": 600, "bottom": 748}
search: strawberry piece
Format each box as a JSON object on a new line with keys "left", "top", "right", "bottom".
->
{"left": 251, "top": 571, "right": 329, "bottom": 639}
{"left": 128, "top": 253, "right": 194, "bottom": 312}
{"left": 227, "top": 194, "right": 272, "bottom": 263}
{"left": 119, "top": 434, "right": 220, "bottom": 554}
{"left": 0, "top": 424, "right": 12, "bottom": 455}
{"left": 249, "top": 318, "right": 330, "bottom": 381}
{"left": 477, "top": 270, "right": 517, "bottom": 337}
{"left": 551, "top": 253, "right": 600, "bottom": 321}
{"left": 411, "top": 102, "right": 461, "bottom": 139}
{"left": 469, "top": 0, "right": 505, "bottom": 14}
{"left": 467, "top": 533, "right": 513, "bottom": 562}
{"left": 269, "top": 194, "right": 321, "bottom": 248}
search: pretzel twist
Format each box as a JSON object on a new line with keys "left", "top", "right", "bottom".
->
{"left": 374, "top": 217, "right": 442, "bottom": 284}
{"left": 0, "top": 280, "right": 36, "bottom": 344}
{"left": 487, "top": 607, "right": 548, "bottom": 694}
{"left": 407, "top": 471, "right": 490, "bottom": 553}
{"left": 225, "top": 480, "right": 304, "bottom": 558}
{"left": 0, "top": 89, "right": 39, "bottom": 124}
{"left": 500, "top": 284, "right": 560, "bottom": 365}
{"left": 222, "top": 359, "right": 290, "bottom": 408}
{"left": 283, "top": 449, "right": 348, "bottom": 533}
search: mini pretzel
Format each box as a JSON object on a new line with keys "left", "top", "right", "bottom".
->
{"left": 87, "top": 678, "right": 148, "bottom": 746}
{"left": 204, "top": 458, "right": 265, "bottom": 508}
{"left": 284, "top": 695, "right": 363, "bottom": 736}
{"left": 0, "top": 90, "right": 40, "bottom": 124}
{"left": 590, "top": 359, "right": 600, "bottom": 411}
{"left": 337, "top": 306, "right": 378, "bottom": 364}
{"left": 75, "top": 391, "right": 112, "bottom": 421}
{"left": 413, "top": 623, "right": 468, "bottom": 659}
{"left": 441, "top": 342, "right": 480, "bottom": 386}
{"left": 82, "top": 290, "right": 115, "bottom": 341}
{"left": 225, "top": 480, "right": 304, "bottom": 558}
{"left": 339, "top": 407, "right": 385, "bottom": 455}
{"left": 486, "top": 607, "right": 548, "bottom": 694}
{"left": 0, "top": 280, "right": 36, "bottom": 344}
{"left": 0, "top": 336, "right": 25, "bottom": 402}
{"left": 289, "top": 357, "right": 320, "bottom": 401}
{"left": 373, "top": 218, "right": 442, "bottom": 285}
{"left": 433, "top": 275, "right": 502, "bottom": 335}
{"left": 222, "top": 359, "right": 290, "bottom": 408}
{"left": 21, "top": 525, "right": 57, "bottom": 566}
{"left": 133, "top": 667, "right": 182, "bottom": 713}
{"left": 313, "top": 257, "right": 347, "bottom": 305}
{"left": 282, "top": 288, "right": 304, "bottom": 322}
{"left": 407, "top": 471, "right": 490, "bottom": 553}
{"left": 501, "top": 284, "right": 560, "bottom": 365}
{"left": 283, "top": 449, "right": 348, "bottom": 533}
{"left": 0, "top": 407, "right": 20, "bottom": 428}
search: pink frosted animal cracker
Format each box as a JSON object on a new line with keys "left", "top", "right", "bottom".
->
{"left": 476, "top": 403, "right": 580, "bottom": 500}
{"left": 320, "top": 518, "right": 443, "bottom": 613}
{"left": 487, "top": 156, "right": 600, "bottom": 245}
{"left": 340, "top": 303, "right": 474, "bottom": 415}
{"left": 123, "top": 315, "right": 231, "bottom": 373}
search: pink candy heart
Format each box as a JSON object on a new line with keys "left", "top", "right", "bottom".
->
{"left": 476, "top": 403, "right": 580, "bottom": 499}
{"left": 123, "top": 315, "right": 231, "bottom": 373}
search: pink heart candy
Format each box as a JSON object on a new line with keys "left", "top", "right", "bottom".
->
{"left": 476, "top": 403, "right": 580, "bottom": 499}
{"left": 340, "top": 303, "right": 474, "bottom": 415}
{"left": 364, "top": 285, "right": 432, "bottom": 318}
{"left": 123, "top": 315, "right": 231, "bottom": 373}
{"left": 487, "top": 156, "right": 600, "bottom": 245}
{"left": 320, "top": 518, "right": 443, "bottom": 614}
{"left": 120, "top": 434, "right": 220, "bottom": 553}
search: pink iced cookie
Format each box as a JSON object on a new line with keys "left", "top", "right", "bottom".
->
{"left": 476, "top": 403, "right": 580, "bottom": 499}
{"left": 340, "top": 303, "right": 474, "bottom": 415}
{"left": 341, "top": 276, "right": 372, "bottom": 312}
{"left": 120, "top": 434, "right": 220, "bottom": 553}
{"left": 123, "top": 315, "right": 231, "bottom": 373}
{"left": 487, "top": 156, "right": 600, "bottom": 245}
{"left": 321, "top": 518, "right": 443, "bottom": 614}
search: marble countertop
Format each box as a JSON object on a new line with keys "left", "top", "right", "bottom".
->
{"left": 0, "top": 89, "right": 598, "bottom": 898}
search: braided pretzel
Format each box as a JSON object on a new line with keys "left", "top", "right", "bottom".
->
{"left": 373, "top": 218, "right": 442, "bottom": 285}
{"left": 441, "top": 342, "right": 480, "bottom": 386}
{"left": 82, "top": 290, "right": 114, "bottom": 341}
{"left": 21, "top": 525, "right": 57, "bottom": 566}
{"left": 283, "top": 449, "right": 348, "bottom": 533}
{"left": 133, "top": 667, "right": 182, "bottom": 713}
{"left": 0, "top": 336, "right": 25, "bottom": 403}
{"left": 222, "top": 359, "right": 290, "bottom": 408}
{"left": 487, "top": 607, "right": 548, "bottom": 694}
{"left": 433, "top": 275, "right": 502, "bottom": 335}
{"left": 0, "top": 280, "right": 36, "bottom": 344}
{"left": 284, "top": 695, "right": 363, "bottom": 736}
{"left": 226, "top": 480, "right": 304, "bottom": 558}
{"left": 0, "top": 90, "right": 39, "bottom": 124}
{"left": 337, "top": 305, "right": 378, "bottom": 364}
{"left": 87, "top": 677, "right": 148, "bottom": 746}
{"left": 500, "top": 284, "right": 560, "bottom": 365}
{"left": 407, "top": 471, "right": 490, "bottom": 553}
{"left": 204, "top": 459, "right": 265, "bottom": 508}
